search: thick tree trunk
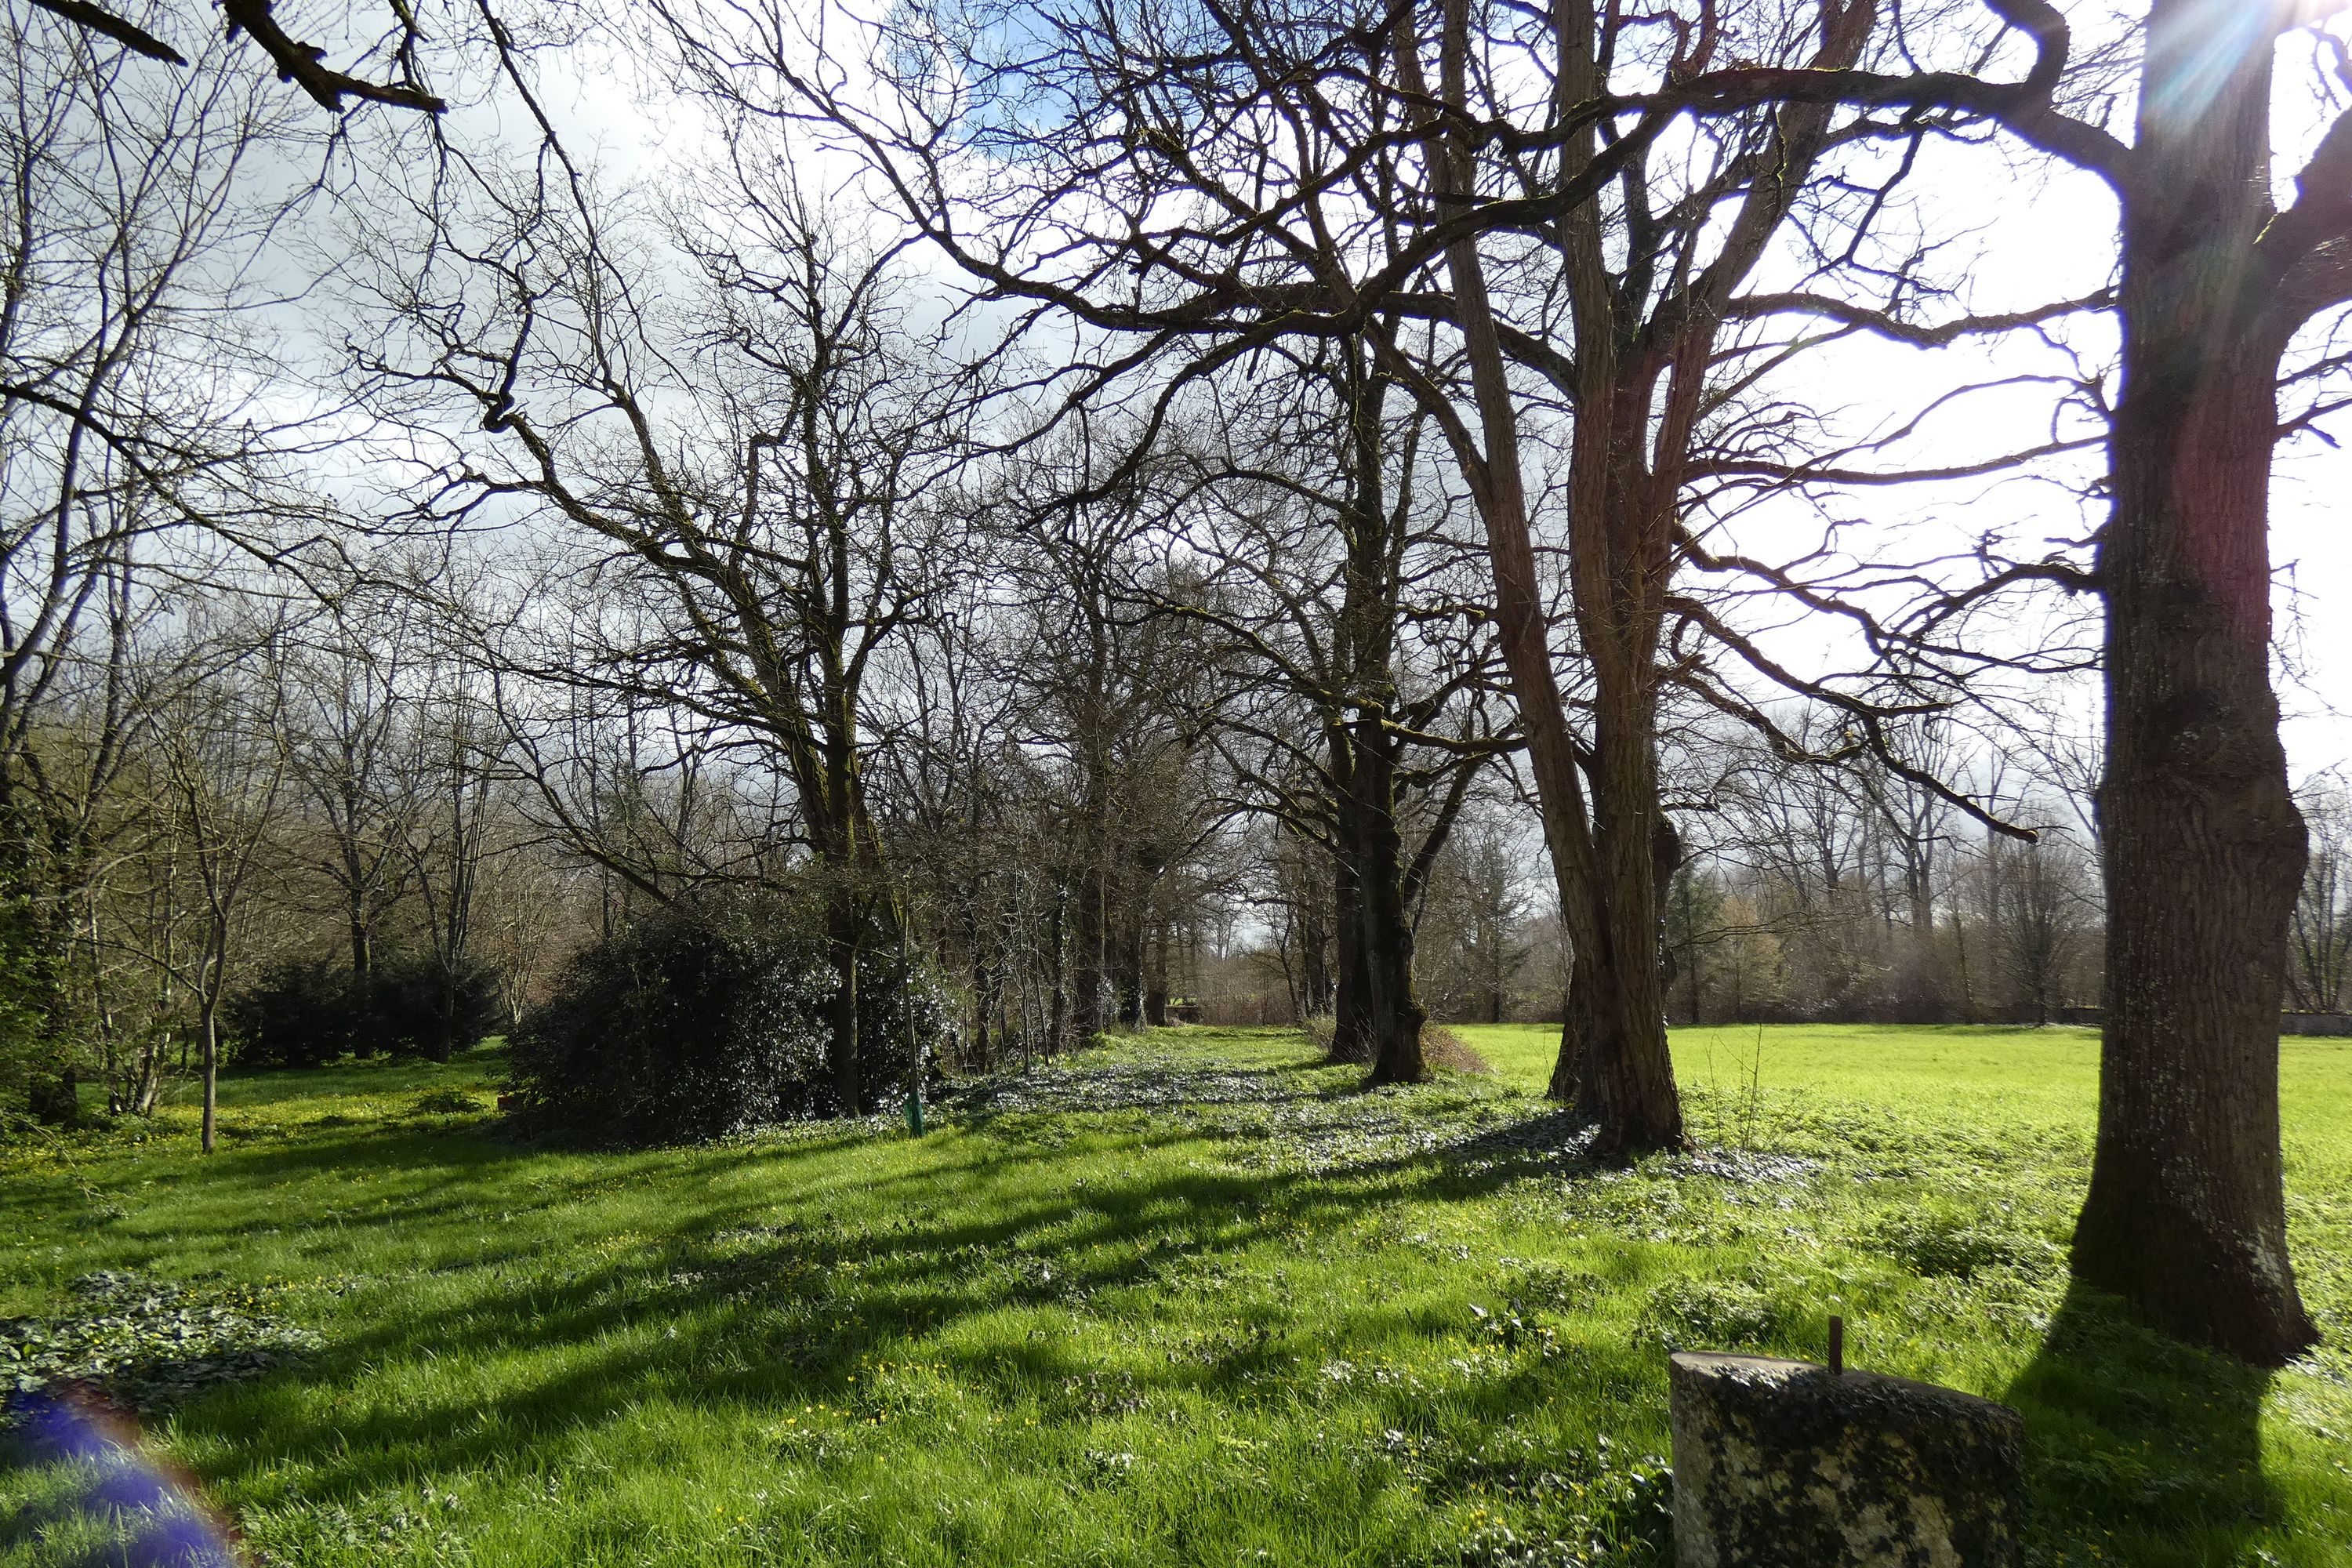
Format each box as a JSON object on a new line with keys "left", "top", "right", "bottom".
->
{"left": 1407, "top": 15, "right": 1682, "bottom": 1148}
{"left": 1299, "top": 870, "right": 1333, "bottom": 1017}
{"left": 1552, "top": 944, "right": 1601, "bottom": 1106}
{"left": 1330, "top": 850, "right": 1373, "bottom": 1061}
{"left": 1330, "top": 722, "right": 1427, "bottom": 1080}
{"left": 1115, "top": 890, "right": 1145, "bottom": 1026}
{"left": 1072, "top": 865, "right": 1105, "bottom": 1040}
{"left": 2073, "top": 317, "right": 2315, "bottom": 1363}
{"left": 1550, "top": 811, "right": 1683, "bottom": 1148}
{"left": 2069, "top": 0, "right": 2318, "bottom": 1367}
{"left": 1355, "top": 735, "right": 1428, "bottom": 1085}
{"left": 1145, "top": 920, "right": 1170, "bottom": 1026}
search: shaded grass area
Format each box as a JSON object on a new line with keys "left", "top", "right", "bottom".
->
{"left": 2, "top": 1025, "right": 2347, "bottom": 1566}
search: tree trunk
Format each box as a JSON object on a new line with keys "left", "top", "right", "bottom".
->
{"left": 1330, "top": 818, "right": 1374, "bottom": 1064}
{"left": 825, "top": 887, "right": 862, "bottom": 1116}
{"left": 1045, "top": 889, "right": 1066, "bottom": 1056}
{"left": 1405, "top": 17, "right": 1682, "bottom": 1148}
{"left": 1072, "top": 864, "right": 1104, "bottom": 1040}
{"left": 1300, "top": 870, "right": 1333, "bottom": 1016}
{"left": 1354, "top": 727, "right": 1428, "bottom": 1084}
{"left": 1145, "top": 918, "right": 1170, "bottom": 1026}
{"left": 971, "top": 953, "right": 996, "bottom": 1070}
{"left": 200, "top": 997, "right": 220, "bottom": 1155}
{"left": 1551, "top": 812, "right": 1683, "bottom": 1145}
{"left": 1115, "top": 886, "right": 1145, "bottom": 1026}
{"left": 1551, "top": 942, "right": 1601, "bottom": 1105}
{"left": 128, "top": 1040, "right": 159, "bottom": 1117}
{"left": 1327, "top": 720, "right": 1427, "bottom": 1080}
{"left": 2071, "top": 296, "right": 2314, "bottom": 1362}
{"left": 425, "top": 962, "right": 456, "bottom": 1065}
{"left": 2069, "top": 0, "right": 2318, "bottom": 1367}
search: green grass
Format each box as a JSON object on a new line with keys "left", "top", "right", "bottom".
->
{"left": 4, "top": 1025, "right": 2350, "bottom": 1566}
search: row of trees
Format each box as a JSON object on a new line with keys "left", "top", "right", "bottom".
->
{"left": 738, "top": 0, "right": 2347, "bottom": 1363}
{"left": 11, "top": 0, "right": 2348, "bottom": 1367}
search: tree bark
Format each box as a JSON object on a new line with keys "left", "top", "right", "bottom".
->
{"left": 1326, "top": 728, "right": 1377, "bottom": 1063}
{"left": 1115, "top": 883, "right": 1145, "bottom": 1026}
{"left": 200, "top": 993, "right": 220, "bottom": 1155}
{"left": 1045, "top": 887, "right": 1067, "bottom": 1057}
{"left": 1330, "top": 843, "right": 1374, "bottom": 1061}
{"left": 1072, "top": 862, "right": 1105, "bottom": 1040}
{"left": 1396, "top": 0, "right": 1686, "bottom": 1152}
{"left": 1352, "top": 714, "right": 1428, "bottom": 1084}
{"left": 971, "top": 951, "right": 996, "bottom": 1070}
{"left": 1299, "top": 872, "right": 1333, "bottom": 1017}
{"left": 2068, "top": 0, "right": 2320, "bottom": 1367}
{"left": 1145, "top": 918, "right": 1170, "bottom": 1026}
{"left": 825, "top": 887, "right": 862, "bottom": 1115}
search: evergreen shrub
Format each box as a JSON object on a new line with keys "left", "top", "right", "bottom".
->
{"left": 503, "top": 895, "right": 944, "bottom": 1145}
{"left": 226, "top": 954, "right": 506, "bottom": 1069}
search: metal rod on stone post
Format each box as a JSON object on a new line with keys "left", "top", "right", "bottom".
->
{"left": 1668, "top": 1326, "right": 2025, "bottom": 1568}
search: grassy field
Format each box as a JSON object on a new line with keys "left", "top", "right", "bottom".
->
{"left": 4, "top": 1024, "right": 2350, "bottom": 1566}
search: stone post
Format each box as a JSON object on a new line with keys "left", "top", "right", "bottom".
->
{"left": 1668, "top": 1350, "right": 2025, "bottom": 1567}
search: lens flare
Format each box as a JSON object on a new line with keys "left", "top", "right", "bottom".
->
{"left": 2143, "top": 0, "right": 2303, "bottom": 132}
{"left": 7, "top": 1388, "right": 243, "bottom": 1566}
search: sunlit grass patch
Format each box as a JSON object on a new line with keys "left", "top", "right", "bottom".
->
{"left": 3, "top": 1025, "right": 2348, "bottom": 1566}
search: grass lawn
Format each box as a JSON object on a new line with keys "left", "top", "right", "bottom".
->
{"left": 4, "top": 1024, "right": 2350, "bottom": 1566}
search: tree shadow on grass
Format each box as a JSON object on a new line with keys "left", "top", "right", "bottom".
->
{"left": 6, "top": 1046, "right": 1784, "bottom": 1556}
{"left": 2003, "top": 1282, "right": 2276, "bottom": 1567}
{"left": 156, "top": 1098, "right": 1651, "bottom": 1506}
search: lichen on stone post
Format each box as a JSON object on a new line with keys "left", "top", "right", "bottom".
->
{"left": 1668, "top": 1350, "right": 2025, "bottom": 1567}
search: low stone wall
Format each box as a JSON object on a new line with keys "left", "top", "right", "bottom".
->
{"left": 1669, "top": 1351, "right": 2025, "bottom": 1567}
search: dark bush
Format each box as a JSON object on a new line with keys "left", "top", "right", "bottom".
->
{"left": 0, "top": 897, "right": 77, "bottom": 1128}
{"left": 225, "top": 959, "right": 360, "bottom": 1069}
{"left": 368, "top": 953, "right": 506, "bottom": 1063}
{"left": 226, "top": 953, "right": 507, "bottom": 1069}
{"left": 504, "top": 896, "right": 946, "bottom": 1145}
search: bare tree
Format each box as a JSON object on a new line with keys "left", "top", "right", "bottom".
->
{"left": 996, "top": 481, "right": 1226, "bottom": 1044}
{"left": 1152, "top": 337, "right": 1508, "bottom": 1080}
{"left": 277, "top": 602, "right": 422, "bottom": 988}
{"left": 354, "top": 94, "right": 971, "bottom": 1111}
{"left": 153, "top": 633, "right": 289, "bottom": 1151}
{"left": 0, "top": 6, "right": 314, "bottom": 1120}
{"left": 1415, "top": 811, "right": 1533, "bottom": 1026}
{"left": 1623, "top": 0, "right": 2352, "bottom": 1366}
{"left": 2289, "top": 780, "right": 2352, "bottom": 1015}
{"left": 27, "top": 0, "right": 445, "bottom": 113}
{"left": 398, "top": 672, "right": 501, "bottom": 1061}
{"left": 715, "top": 0, "right": 2081, "bottom": 1149}
{"left": 1984, "top": 829, "right": 2094, "bottom": 1027}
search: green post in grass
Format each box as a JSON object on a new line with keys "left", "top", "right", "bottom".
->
{"left": 904, "top": 1083, "right": 924, "bottom": 1137}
